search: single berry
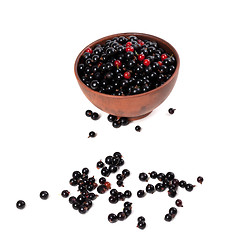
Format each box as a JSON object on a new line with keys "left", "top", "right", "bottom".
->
{"left": 166, "top": 172, "right": 175, "bottom": 181}
{"left": 91, "top": 112, "right": 99, "bottom": 120}
{"left": 72, "top": 171, "right": 81, "bottom": 179}
{"left": 105, "top": 156, "right": 113, "bottom": 165}
{"left": 108, "top": 213, "right": 118, "bottom": 223}
{"left": 124, "top": 201, "right": 132, "bottom": 208}
{"left": 110, "top": 189, "right": 118, "bottom": 196}
{"left": 97, "top": 185, "right": 108, "bottom": 194}
{"left": 168, "top": 189, "right": 177, "bottom": 198}
{"left": 109, "top": 165, "right": 118, "bottom": 173}
{"left": 97, "top": 161, "right": 104, "bottom": 169}
{"left": 137, "top": 190, "right": 145, "bottom": 198}
{"left": 146, "top": 184, "right": 155, "bottom": 194}
{"left": 169, "top": 207, "right": 177, "bottom": 217}
{"left": 168, "top": 108, "right": 176, "bottom": 114}
{"left": 135, "top": 125, "right": 141, "bottom": 132}
{"left": 117, "top": 180, "right": 124, "bottom": 187}
{"left": 161, "top": 53, "right": 168, "bottom": 61}
{"left": 87, "top": 193, "right": 98, "bottom": 200}
{"left": 85, "top": 110, "right": 92, "bottom": 117}
{"left": 85, "top": 47, "right": 93, "bottom": 54}
{"left": 40, "top": 191, "right": 49, "bottom": 200}
{"left": 126, "top": 41, "right": 132, "bottom": 47}
{"left": 120, "top": 117, "right": 129, "bottom": 126}
{"left": 117, "top": 212, "right": 126, "bottom": 221}
{"left": 126, "top": 46, "right": 134, "bottom": 52}
{"left": 72, "top": 202, "right": 80, "bottom": 210}
{"left": 185, "top": 183, "right": 195, "bottom": 192}
{"left": 82, "top": 167, "right": 89, "bottom": 175}
{"left": 172, "top": 179, "right": 179, "bottom": 186}
{"left": 111, "top": 157, "right": 120, "bottom": 165}
{"left": 109, "top": 195, "right": 118, "bottom": 204}
{"left": 139, "top": 172, "right": 148, "bottom": 182}
{"left": 149, "top": 171, "right": 157, "bottom": 179}
{"left": 122, "top": 169, "right": 130, "bottom": 178}
{"left": 117, "top": 192, "right": 125, "bottom": 201}
{"left": 175, "top": 199, "right": 183, "bottom": 207}
{"left": 124, "top": 190, "right": 132, "bottom": 198}
{"left": 88, "top": 131, "right": 96, "bottom": 138}
{"left": 123, "top": 207, "right": 132, "bottom": 216}
{"left": 158, "top": 61, "right": 163, "bottom": 66}
{"left": 112, "top": 120, "right": 121, "bottom": 128}
{"left": 61, "top": 190, "right": 70, "bottom": 198}
{"left": 69, "top": 178, "right": 78, "bottom": 186}
{"left": 116, "top": 174, "right": 124, "bottom": 181}
{"left": 155, "top": 183, "right": 166, "bottom": 192}
{"left": 114, "top": 60, "right": 122, "bottom": 68}
{"left": 113, "top": 152, "right": 122, "bottom": 158}
{"left": 118, "top": 159, "right": 125, "bottom": 166}
{"left": 124, "top": 71, "right": 131, "bottom": 79}
{"left": 16, "top": 200, "right": 26, "bottom": 209}
{"left": 79, "top": 205, "right": 88, "bottom": 214}
{"left": 101, "top": 167, "right": 110, "bottom": 177}
{"left": 137, "top": 221, "right": 146, "bottom": 229}
{"left": 108, "top": 114, "right": 117, "bottom": 122}
{"left": 138, "top": 216, "right": 145, "bottom": 222}
{"left": 164, "top": 214, "right": 172, "bottom": 222}
{"left": 69, "top": 196, "right": 77, "bottom": 204}
{"left": 138, "top": 54, "right": 145, "bottom": 61}
{"left": 143, "top": 59, "right": 150, "bottom": 66}
{"left": 99, "top": 177, "right": 106, "bottom": 184}
{"left": 157, "top": 173, "right": 165, "bottom": 181}
{"left": 197, "top": 176, "right": 204, "bottom": 184}
{"left": 178, "top": 180, "right": 186, "bottom": 189}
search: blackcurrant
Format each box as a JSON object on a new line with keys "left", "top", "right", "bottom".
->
{"left": 40, "top": 191, "right": 49, "bottom": 200}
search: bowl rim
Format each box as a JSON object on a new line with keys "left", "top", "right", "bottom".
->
{"left": 74, "top": 32, "right": 180, "bottom": 99}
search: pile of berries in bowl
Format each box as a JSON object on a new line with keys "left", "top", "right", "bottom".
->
{"left": 74, "top": 33, "right": 180, "bottom": 119}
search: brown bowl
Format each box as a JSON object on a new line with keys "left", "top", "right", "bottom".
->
{"left": 74, "top": 32, "right": 180, "bottom": 120}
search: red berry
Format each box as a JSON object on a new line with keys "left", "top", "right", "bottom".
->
{"left": 104, "top": 182, "right": 111, "bottom": 190}
{"left": 124, "top": 72, "right": 131, "bottom": 79}
{"left": 137, "top": 39, "right": 144, "bottom": 46}
{"left": 161, "top": 53, "right": 168, "bottom": 61}
{"left": 126, "top": 42, "right": 132, "bottom": 47}
{"left": 126, "top": 46, "right": 134, "bottom": 52}
{"left": 138, "top": 54, "right": 145, "bottom": 61}
{"left": 85, "top": 47, "right": 93, "bottom": 54}
{"left": 143, "top": 59, "right": 150, "bottom": 66}
{"left": 114, "top": 60, "right": 122, "bottom": 68}
{"left": 158, "top": 61, "right": 163, "bottom": 66}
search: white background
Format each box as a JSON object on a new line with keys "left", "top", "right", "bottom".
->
{"left": 0, "top": 0, "right": 225, "bottom": 239}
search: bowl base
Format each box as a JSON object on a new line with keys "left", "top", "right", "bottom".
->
{"left": 127, "top": 111, "right": 152, "bottom": 121}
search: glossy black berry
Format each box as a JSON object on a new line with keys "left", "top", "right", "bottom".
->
{"left": 113, "top": 152, "right": 122, "bottom": 159}
{"left": 146, "top": 184, "right": 155, "bottom": 194}
{"left": 120, "top": 117, "right": 129, "bottom": 126}
{"left": 137, "top": 221, "right": 146, "bottom": 229}
{"left": 72, "top": 202, "right": 80, "bottom": 210}
{"left": 118, "top": 159, "right": 125, "bottom": 166}
{"left": 69, "top": 178, "right": 77, "bottom": 186}
{"left": 82, "top": 168, "right": 89, "bottom": 176}
{"left": 109, "top": 165, "right": 118, "bottom": 173}
{"left": 123, "top": 207, "right": 132, "bottom": 216}
{"left": 112, "top": 120, "right": 121, "bottom": 128}
{"left": 108, "top": 213, "right": 118, "bottom": 223}
{"left": 111, "top": 157, "right": 120, "bottom": 165}
{"left": 72, "top": 171, "right": 81, "bottom": 179}
{"left": 69, "top": 196, "right": 77, "bottom": 204}
{"left": 139, "top": 172, "right": 148, "bottom": 182}
{"left": 117, "top": 212, "right": 126, "bottom": 221}
{"left": 76, "top": 194, "right": 86, "bottom": 204}
{"left": 61, "top": 190, "right": 70, "bottom": 198}
{"left": 157, "top": 173, "right": 165, "bottom": 181}
{"left": 168, "top": 189, "right": 177, "bottom": 198}
{"left": 85, "top": 110, "right": 92, "bottom": 117}
{"left": 97, "top": 161, "right": 104, "bottom": 169}
{"left": 110, "top": 189, "right": 118, "bottom": 196}
{"left": 175, "top": 199, "right": 183, "bottom": 207}
{"left": 117, "top": 192, "right": 125, "bottom": 201}
{"left": 166, "top": 172, "right": 175, "bottom": 181}
{"left": 149, "top": 171, "right": 157, "bottom": 179}
{"left": 108, "top": 114, "right": 117, "bottom": 122}
{"left": 172, "top": 179, "right": 179, "bottom": 186}
{"left": 164, "top": 214, "right": 172, "bottom": 222}
{"left": 122, "top": 169, "right": 130, "bottom": 178}
{"left": 87, "top": 193, "right": 98, "bottom": 200}
{"left": 16, "top": 200, "right": 26, "bottom": 209}
{"left": 40, "top": 191, "right": 49, "bottom": 200}
{"left": 99, "top": 177, "right": 106, "bottom": 184}
{"left": 88, "top": 131, "right": 96, "bottom": 138}
{"left": 169, "top": 207, "right": 177, "bottom": 217}
{"left": 179, "top": 180, "right": 186, "bottom": 188}
{"left": 155, "top": 183, "right": 165, "bottom": 192}
{"left": 137, "top": 190, "right": 145, "bottom": 198}
{"left": 116, "top": 174, "right": 124, "bottom": 181}
{"left": 91, "top": 112, "right": 99, "bottom": 120}
{"left": 197, "top": 176, "right": 204, "bottom": 184}
{"left": 138, "top": 216, "right": 145, "bottom": 222}
{"left": 97, "top": 184, "right": 108, "bottom": 194}
{"left": 135, "top": 125, "right": 141, "bottom": 132}
{"left": 124, "top": 190, "right": 132, "bottom": 198}
{"left": 168, "top": 108, "right": 176, "bottom": 114}
{"left": 79, "top": 206, "right": 87, "bottom": 214}
{"left": 185, "top": 183, "right": 194, "bottom": 192}
{"left": 105, "top": 156, "right": 113, "bottom": 165}
{"left": 124, "top": 201, "right": 132, "bottom": 208}
{"left": 101, "top": 167, "right": 110, "bottom": 177}
{"left": 117, "top": 180, "right": 124, "bottom": 187}
{"left": 109, "top": 195, "right": 118, "bottom": 204}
